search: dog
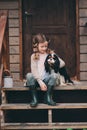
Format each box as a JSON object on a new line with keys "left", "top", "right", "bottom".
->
{"left": 44, "top": 53, "right": 73, "bottom": 85}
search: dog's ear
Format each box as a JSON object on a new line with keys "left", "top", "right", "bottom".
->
{"left": 53, "top": 55, "right": 60, "bottom": 73}
{"left": 44, "top": 55, "right": 51, "bottom": 74}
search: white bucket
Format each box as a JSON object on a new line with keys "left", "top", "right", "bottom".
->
{"left": 4, "top": 76, "right": 13, "bottom": 88}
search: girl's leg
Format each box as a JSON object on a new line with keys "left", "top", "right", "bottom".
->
{"left": 44, "top": 73, "right": 58, "bottom": 106}
{"left": 26, "top": 73, "right": 38, "bottom": 107}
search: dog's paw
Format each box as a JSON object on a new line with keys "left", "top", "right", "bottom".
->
{"left": 24, "top": 80, "right": 27, "bottom": 86}
{"left": 59, "top": 83, "right": 66, "bottom": 86}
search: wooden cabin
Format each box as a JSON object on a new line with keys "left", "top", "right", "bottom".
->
{"left": 1, "top": 0, "right": 87, "bottom": 129}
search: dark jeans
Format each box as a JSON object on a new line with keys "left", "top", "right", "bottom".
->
{"left": 26, "top": 73, "right": 58, "bottom": 88}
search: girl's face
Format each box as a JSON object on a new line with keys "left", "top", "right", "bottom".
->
{"left": 38, "top": 41, "right": 48, "bottom": 54}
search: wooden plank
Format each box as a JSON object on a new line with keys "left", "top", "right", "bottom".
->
{"left": 19, "top": 0, "right": 23, "bottom": 80}
{"left": 80, "top": 27, "right": 87, "bottom": 35}
{"left": 8, "top": 10, "right": 19, "bottom": 18}
{"left": 1, "top": 90, "right": 7, "bottom": 104}
{"left": 10, "top": 55, "right": 19, "bottom": 63}
{"left": 79, "top": 0, "right": 87, "bottom": 8}
{"left": 11, "top": 73, "right": 20, "bottom": 80}
{"left": 9, "top": 19, "right": 19, "bottom": 27}
{"left": 1, "top": 103, "right": 87, "bottom": 110}
{"left": 79, "top": 18, "right": 87, "bottom": 26}
{"left": 80, "top": 63, "right": 87, "bottom": 71}
{"left": 80, "top": 54, "right": 87, "bottom": 62}
{"left": 0, "top": 10, "right": 7, "bottom": 53}
{"left": 0, "top": 110, "right": 4, "bottom": 125}
{"left": 79, "top": 9, "right": 87, "bottom": 17}
{"left": 80, "top": 36, "right": 87, "bottom": 44}
{"left": 80, "top": 72, "right": 87, "bottom": 80}
{"left": 1, "top": 83, "right": 87, "bottom": 91}
{"left": 10, "top": 64, "right": 20, "bottom": 72}
{"left": 9, "top": 28, "right": 19, "bottom": 36}
{"left": 80, "top": 45, "right": 87, "bottom": 53}
{"left": 48, "top": 109, "right": 52, "bottom": 123}
{"left": 76, "top": 0, "right": 80, "bottom": 80}
{"left": 9, "top": 37, "right": 19, "bottom": 45}
{"left": 0, "top": 1, "right": 18, "bottom": 9}
{"left": 2, "top": 122, "right": 87, "bottom": 129}
{"left": 9, "top": 46, "right": 19, "bottom": 54}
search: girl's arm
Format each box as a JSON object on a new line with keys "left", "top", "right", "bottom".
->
{"left": 58, "top": 57, "right": 65, "bottom": 68}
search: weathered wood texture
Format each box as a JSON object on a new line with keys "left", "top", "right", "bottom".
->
{"left": 79, "top": 0, "right": 87, "bottom": 80}
{"left": 0, "top": 0, "right": 87, "bottom": 81}
{"left": 2, "top": 122, "right": 87, "bottom": 129}
{"left": 0, "top": 0, "right": 21, "bottom": 80}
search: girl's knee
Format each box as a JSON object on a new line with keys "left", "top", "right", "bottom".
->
{"left": 26, "top": 73, "right": 33, "bottom": 80}
{"left": 26, "top": 73, "right": 35, "bottom": 86}
{"left": 48, "top": 73, "right": 58, "bottom": 86}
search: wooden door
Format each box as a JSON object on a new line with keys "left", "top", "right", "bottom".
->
{"left": 22, "top": 0, "right": 76, "bottom": 78}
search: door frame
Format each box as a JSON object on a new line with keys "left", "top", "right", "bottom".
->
{"left": 76, "top": 0, "right": 80, "bottom": 80}
{"left": 20, "top": 0, "right": 80, "bottom": 80}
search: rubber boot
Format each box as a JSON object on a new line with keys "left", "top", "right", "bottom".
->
{"left": 44, "top": 85, "right": 56, "bottom": 106}
{"left": 30, "top": 86, "right": 38, "bottom": 107}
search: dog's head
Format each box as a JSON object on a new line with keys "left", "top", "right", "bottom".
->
{"left": 44, "top": 53, "right": 60, "bottom": 74}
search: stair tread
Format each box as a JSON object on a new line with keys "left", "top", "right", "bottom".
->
{"left": 1, "top": 122, "right": 87, "bottom": 129}
{"left": 1, "top": 103, "right": 87, "bottom": 109}
{"left": 1, "top": 84, "right": 87, "bottom": 91}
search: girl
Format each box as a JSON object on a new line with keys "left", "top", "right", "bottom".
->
{"left": 26, "top": 33, "right": 65, "bottom": 107}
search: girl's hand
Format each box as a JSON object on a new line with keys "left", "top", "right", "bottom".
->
{"left": 40, "top": 82, "right": 47, "bottom": 91}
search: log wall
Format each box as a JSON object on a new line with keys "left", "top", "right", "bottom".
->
{"left": 0, "top": 0, "right": 21, "bottom": 80}
{"left": 79, "top": 0, "right": 87, "bottom": 80}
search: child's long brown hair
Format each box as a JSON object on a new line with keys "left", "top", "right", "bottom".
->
{"left": 32, "top": 33, "right": 51, "bottom": 60}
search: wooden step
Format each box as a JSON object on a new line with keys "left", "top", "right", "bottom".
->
{"left": 1, "top": 122, "right": 87, "bottom": 129}
{"left": 1, "top": 84, "right": 87, "bottom": 91}
{"left": 1, "top": 103, "right": 87, "bottom": 110}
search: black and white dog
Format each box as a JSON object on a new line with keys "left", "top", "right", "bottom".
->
{"left": 44, "top": 53, "right": 73, "bottom": 85}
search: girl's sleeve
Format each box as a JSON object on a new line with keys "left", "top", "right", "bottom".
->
{"left": 58, "top": 57, "right": 65, "bottom": 68}
{"left": 31, "top": 54, "right": 45, "bottom": 86}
